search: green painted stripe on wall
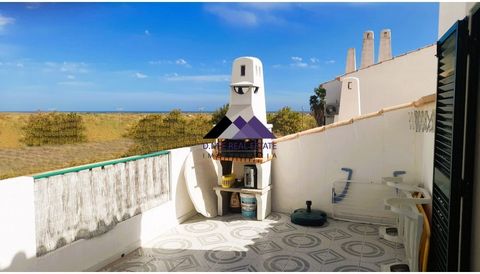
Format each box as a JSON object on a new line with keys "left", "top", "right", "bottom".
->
{"left": 32, "top": 150, "right": 170, "bottom": 180}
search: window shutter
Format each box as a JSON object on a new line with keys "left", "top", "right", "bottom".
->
{"left": 429, "top": 18, "right": 468, "bottom": 271}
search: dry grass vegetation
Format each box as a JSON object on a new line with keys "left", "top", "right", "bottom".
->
{"left": 0, "top": 113, "right": 211, "bottom": 179}
{"left": 22, "top": 112, "right": 86, "bottom": 146}
{"left": 0, "top": 139, "right": 134, "bottom": 180}
{"left": 126, "top": 110, "right": 213, "bottom": 155}
{"left": 0, "top": 110, "right": 317, "bottom": 179}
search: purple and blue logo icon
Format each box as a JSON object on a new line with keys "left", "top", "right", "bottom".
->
{"left": 204, "top": 115, "right": 275, "bottom": 139}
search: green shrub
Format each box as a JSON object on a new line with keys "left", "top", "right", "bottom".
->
{"left": 126, "top": 114, "right": 165, "bottom": 152}
{"left": 267, "top": 108, "right": 319, "bottom": 137}
{"left": 211, "top": 104, "right": 229, "bottom": 124}
{"left": 268, "top": 107, "right": 303, "bottom": 136}
{"left": 21, "top": 112, "right": 86, "bottom": 146}
{"left": 127, "top": 110, "right": 213, "bottom": 154}
{"left": 301, "top": 113, "right": 318, "bottom": 131}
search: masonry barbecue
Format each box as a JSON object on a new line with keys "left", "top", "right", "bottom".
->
{"left": 206, "top": 57, "right": 274, "bottom": 220}
{"left": 205, "top": 57, "right": 275, "bottom": 163}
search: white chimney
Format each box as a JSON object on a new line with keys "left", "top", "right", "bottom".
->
{"left": 345, "top": 48, "right": 356, "bottom": 73}
{"left": 226, "top": 57, "right": 267, "bottom": 125}
{"left": 203, "top": 56, "right": 274, "bottom": 160}
{"left": 360, "top": 31, "right": 374, "bottom": 68}
{"left": 378, "top": 29, "right": 392, "bottom": 62}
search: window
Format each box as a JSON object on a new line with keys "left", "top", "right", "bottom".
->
{"left": 429, "top": 15, "right": 479, "bottom": 271}
{"left": 240, "top": 65, "right": 246, "bottom": 76}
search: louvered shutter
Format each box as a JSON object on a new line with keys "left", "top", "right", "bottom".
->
{"left": 429, "top": 19, "right": 469, "bottom": 271}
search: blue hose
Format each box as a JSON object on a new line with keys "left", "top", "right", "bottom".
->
{"left": 332, "top": 168, "right": 353, "bottom": 203}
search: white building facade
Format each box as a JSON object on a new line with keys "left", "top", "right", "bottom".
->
{"left": 321, "top": 31, "right": 437, "bottom": 124}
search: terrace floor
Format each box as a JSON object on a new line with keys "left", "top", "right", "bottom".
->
{"left": 100, "top": 212, "right": 405, "bottom": 272}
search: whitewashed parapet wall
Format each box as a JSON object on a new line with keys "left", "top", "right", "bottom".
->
{"left": 34, "top": 153, "right": 169, "bottom": 256}
{"left": 0, "top": 176, "right": 36, "bottom": 271}
{"left": 0, "top": 147, "right": 197, "bottom": 271}
{"left": 271, "top": 94, "right": 435, "bottom": 215}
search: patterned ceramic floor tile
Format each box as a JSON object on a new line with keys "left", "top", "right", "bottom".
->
{"left": 286, "top": 251, "right": 325, "bottom": 272}
{"left": 321, "top": 259, "right": 362, "bottom": 272}
{"left": 307, "top": 248, "right": 347, "bottom": 266}
{"left": 340, "top": 240, "right": 385, "bottom": 259}
{"left": 281, "top": 255, "right": 312, "bottom": 272}
{"left": 166, "top": 254, "right": 204, "bottom": 272}
{"left": 140, "top": 235, "right": 202, "bottom": 258}
{"left": 268, "top": 222, "right": 300, "bottom": 234}
{"left": 197, "top": 233, "right": 229, "bottom": 247}
{"left": 262, "top": 254, "right": 295, "bottom": 271}
{"left": 376, "top": 237, "right": 405, "bottom": 249}
{"left": 281, "top": 231, "right": 331, "bottom": 255}
{"left": 373, "top": 257, "right": 408, "bottom": 271}
{"left": 266, "top": 212, "right": 290, "bottom": 221}
{"left": 102, "top": 254, "right": 159, "bottom": 272}
{"left": 98, "top": 213, "right": 406, "bottom": 272}
{"left": 204, "top": 245, "right": 249, "bottom": 269}
{"left": 317, "top": 227, "right": 353, "bottom": 241}
{"left": 214, "top": 248, "right": 278, "bottom": 272}
{"left": 219, "top": 214, "right": 251, "bottom": 227}
{"left": 331, "top": 264, "right": 378, "bottom": 272}
{"left": 359, "top": 262, "right": 381, "bottom": 272}
{"left": 220, "top": 264, "right": 259, "bottom": 272}
{"left": 248, "top": 239, "right": 283, "bottom": 255}
{"left": 347, "top": 223, "right": 379, "bottom": 237}
{"left": 229, "top": 226, "right": 270, "bottom": 241}
{"left": 361, "top": 231, "right": 405, "bottom": 265}
{"left": 328, "top": 219, "right": 352, "bottom": 230}
{"left": 184, "top": 221, "right": 220, "bottom": 234}
{"left": 328, "top": 237, "right": 363, "bottom": 262}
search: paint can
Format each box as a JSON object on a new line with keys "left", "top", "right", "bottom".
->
{"left": 240, "top": 193, "right": 256, "bottom": 218}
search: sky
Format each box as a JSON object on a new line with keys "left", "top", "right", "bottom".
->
{"left": 0, "top": 2, "right": 439, "bottom": 112}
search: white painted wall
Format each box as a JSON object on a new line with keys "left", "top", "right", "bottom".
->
{"left": 271, "top": 104, "right": 435, "bottom": 216}
{"left": 322, "top": 79, "right": 342, "bottom": 125}
{"left": 412, "top": 105, "right": 435, "bottom": 194}
{"left": 438, "top": 3, "right": 477, "bottom": 39}
{"left": 337, "top": 45, "right": 437, "bottom": 120}
{"left": 0, "top": 177, "right": 36, "bottom": 271}
{"left": 0, "top": 147, "right": 196, "bottom": 272}
{"left": 323, "top": 79, "right": 341, "bottom": 106}
{"left": 337, "top": 77, "right": 361, "bottom": 121}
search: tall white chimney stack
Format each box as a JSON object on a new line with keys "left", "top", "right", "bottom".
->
{"left": 345, "top": 48, "right": 356, "bottom": 73}
{"left": 227, "top": 57, "right": 267, "bottom": 124}
{"left": 378, "top": 29, "right": 392, "bottom": 62}
{"left": 360, "top": 31, "right": 374, "bottom": 68}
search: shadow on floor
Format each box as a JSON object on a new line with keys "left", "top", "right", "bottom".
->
{"left": 100, "top": 212, "right": 406, "bottom": 272}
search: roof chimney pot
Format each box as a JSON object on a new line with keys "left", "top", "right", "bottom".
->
{"left": 378, "top": 29, "right": 392, "bottom": 62}
{"left": 360, "top": 31, "right": 374, "bottom": 68}
{"left": 345, "top": 48, "right": 356, "bottom": 73}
